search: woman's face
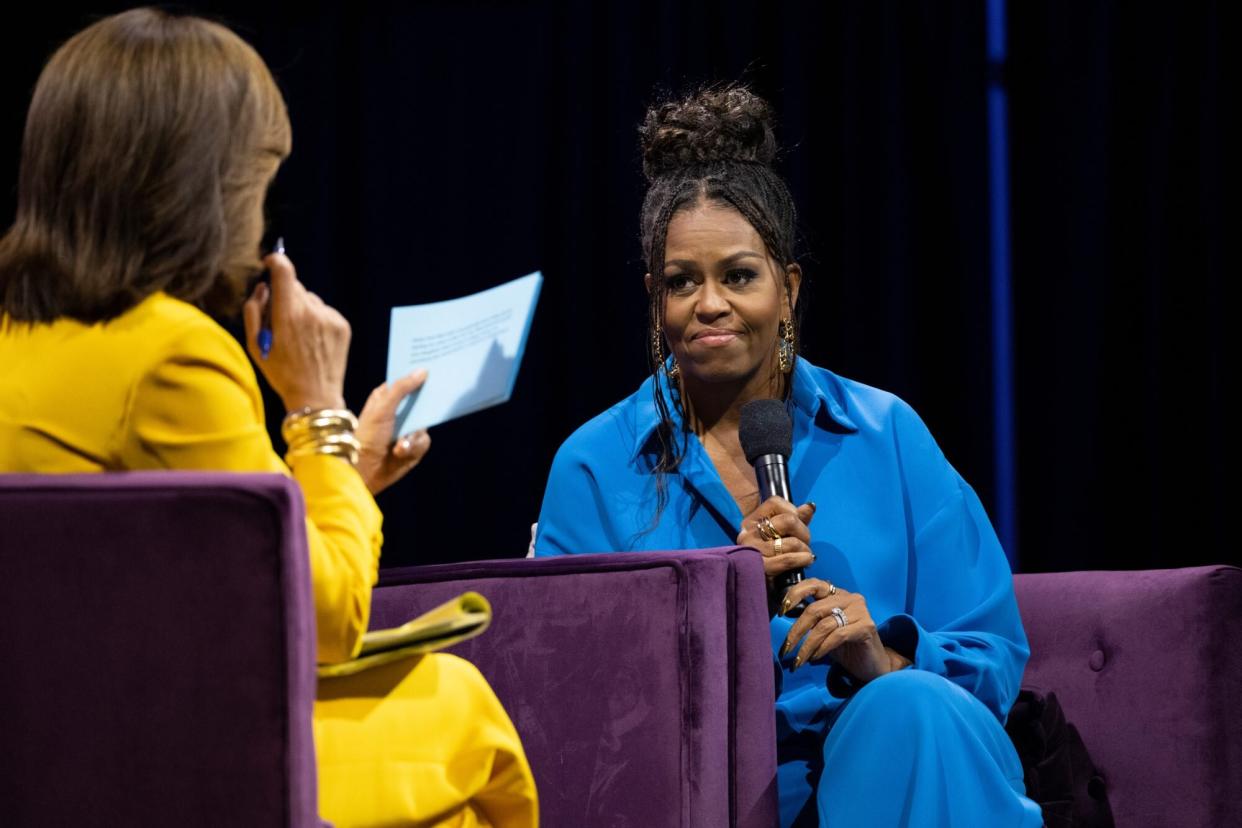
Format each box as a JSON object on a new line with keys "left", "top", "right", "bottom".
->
{"left": 655, "top": 200, "right": 800, "bottom": 390}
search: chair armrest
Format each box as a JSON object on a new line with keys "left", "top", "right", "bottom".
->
{"left": 1015, "top": 565, "right": 1242, "bottom": 827}
{"left": 373, "top": 547, "right": 778, "bottom": 828}
{"left": 0, "top": 472, "right": 319, "bottom": 827}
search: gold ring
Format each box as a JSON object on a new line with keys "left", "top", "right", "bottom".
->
{"left": 757, "top": 517, "right": 781, "bottom": 541}
{"left": 827, "top": 582, "right": 837, "bottom": 596}
{"left": 773, "top": 536, "right": 783, "bottom": 554}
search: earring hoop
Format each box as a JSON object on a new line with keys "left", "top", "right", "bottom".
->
{"left": 653, "top": 326, "right": 680, "bottom": 378}
{"left": 778, "top": 318, "right": 796, "bottom": 374}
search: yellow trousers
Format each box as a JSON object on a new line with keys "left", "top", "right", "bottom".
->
{"left": 314, "top": 654, "right": 538, "bottom": 827}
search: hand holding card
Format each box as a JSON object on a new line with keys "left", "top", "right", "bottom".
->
{"left": 386, "top": 272, "right": 542, "bottom": 436}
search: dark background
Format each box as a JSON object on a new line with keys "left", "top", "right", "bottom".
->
{"left": 2, "top": 2, "right": 1230, "bottom": 572}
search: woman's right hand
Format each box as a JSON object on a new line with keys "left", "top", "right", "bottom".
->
{"left": 736, "top": 496, "right": 817, "bottom": 580}
{"left": 243, "top": 251, "right": 351, "bottom": 412}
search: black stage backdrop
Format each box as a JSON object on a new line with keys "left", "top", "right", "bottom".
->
{"left": 1, "top": 2, "right": 1230, "bottom": 572}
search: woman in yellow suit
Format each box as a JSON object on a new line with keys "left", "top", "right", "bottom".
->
{"left": 0, "top": 8, "right": 537, "bottom": 827}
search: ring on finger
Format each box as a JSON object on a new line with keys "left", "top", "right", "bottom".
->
{"left": 830, "top": 606, "right": 848, "bottom": 628}
{"left": 826, "top": 581, "right": 838, "bottom": 596}
{"left": 757, "top": 517, "right": 781, "bottom": 541}
{"left": 773, "top": 536, "right": 783, "bottom": 554}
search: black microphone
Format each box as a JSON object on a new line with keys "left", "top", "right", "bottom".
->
{"left": 739, "top": 400, "right": 804, "bottom": 605}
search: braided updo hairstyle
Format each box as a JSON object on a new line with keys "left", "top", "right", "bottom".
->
{"left": 637, "top": 84, "right": 802, "bottom": 534}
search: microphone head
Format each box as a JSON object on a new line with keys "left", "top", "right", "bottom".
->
{"left": 739, "top": 399, "right": 793, "bottom": 463}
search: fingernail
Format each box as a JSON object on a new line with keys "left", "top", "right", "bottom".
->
{"left": 792, "top": 655, "right": 803, "bottom": 670}
{"left": 400, "top": 437, "right": 412, "bottom": 452}
{"left": 807, "top": 501, "right": 817, "bottom": 511}
{"left": 780, "top": 598, "right": 790, "bottom": 616}
{"left": 779, "top": 642, "right": 790, "bottom": 658}
{"left": 274, "top": 236, "right": 286, "bottom": 255}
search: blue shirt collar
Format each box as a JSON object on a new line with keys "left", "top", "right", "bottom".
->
{"left": 628, "top": 358, "right": 858, "bottom": 462}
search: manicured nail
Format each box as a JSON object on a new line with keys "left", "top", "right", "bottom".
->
{"left": 274, "top": 236, "right": 286, "bottom": 255}
{"left": 401, "top": 437, "right": 412, "bottom": 452}
{"left": 792, "top": 655, "right": 803, "bottom": 670}
{"left": 779, "top": 641, "right": 790, "bottom": 658}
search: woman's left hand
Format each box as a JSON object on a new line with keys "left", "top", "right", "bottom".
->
{"left": 355, "top": 369, "right": 432, "bottom": 495}
{"left": 778, "top": 578, "right": 908, "bottom": 683}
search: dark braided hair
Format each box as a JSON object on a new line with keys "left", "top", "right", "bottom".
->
{"left": 636, "top": 84, "right": 802, "bottom": 536}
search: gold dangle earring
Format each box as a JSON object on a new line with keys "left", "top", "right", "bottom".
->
{"left": 653, "top": 326, "right": 680, "bottom": 378}
{"left": 778, "top": 318, "right": 796, "bottom": 374}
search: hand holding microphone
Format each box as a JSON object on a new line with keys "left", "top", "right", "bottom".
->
{"left": 737, "top": 402, "right": 900, "bottom": 677}
{"left": 736, "top": 497, "right": 817, "bottom": 578}
{"left": 737, "top": 399, "right": 817, "bottom": 614}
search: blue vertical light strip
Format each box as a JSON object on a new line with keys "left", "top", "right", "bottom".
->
{"left": 986, "top": 0, "right": 1018, "bottom": 569}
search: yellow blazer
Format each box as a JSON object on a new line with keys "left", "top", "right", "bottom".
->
{"left": 1, "top": 292, "right": 538, "bottom": 826}
{"left": 0, "top": 291, "right": 380, "bottom": 663}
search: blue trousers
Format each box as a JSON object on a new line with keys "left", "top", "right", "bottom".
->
{"left": 778, "top": 670, "right": 1044, "bottom": 827}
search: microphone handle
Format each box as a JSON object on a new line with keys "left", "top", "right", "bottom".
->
{"left": 753, "top": 455, "right": 803, "bottom": 596}
{"left": 754, "top": 454, "right": 791, "bottom": 501}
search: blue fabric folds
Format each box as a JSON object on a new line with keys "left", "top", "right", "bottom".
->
{"left": 535, "top": 359, "right": 1040, "bottom": 826}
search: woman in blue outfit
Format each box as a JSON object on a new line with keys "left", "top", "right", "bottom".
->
{"left": 534, "top": 86, "right": 1043, "bottom": 828}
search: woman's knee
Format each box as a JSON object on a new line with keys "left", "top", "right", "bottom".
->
{"left": 856, "top": 668, "right": 962, "bottom": 707}
{"left": 428, "top": 652, "right": 490, "bottom": 689}
{"left": 835, "top": 669, "right": 977, "bottom": 737}
{"left": 393, "top": 653, "right": 502, "bottom": 712}
{"left": 419, "top": 655, "right": 522, "bottom": 740}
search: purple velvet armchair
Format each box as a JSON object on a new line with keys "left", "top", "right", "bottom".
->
{"left": 0, "top": 473, "right": 319, "bottom": 826}
{"left": 373, "top": 564, "right": 1242, "bottom": 826}
{"left": 371, "top": 548, "right": 778, "bottom": 828}
{"left": 373, "top": 558, "right": 1242, "bottom": 826}
{"left": 1014, "top": 566, "right": 1242, "bottom": 826}
{"left": 3, "top": 472, "right": 1239, "bottom": 827}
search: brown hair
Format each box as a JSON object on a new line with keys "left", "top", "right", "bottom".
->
{"left": 0, "top": 7, "right": 291, "bottom": 323}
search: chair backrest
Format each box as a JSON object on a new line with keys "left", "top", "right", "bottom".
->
{"left": 0, "top": 472, "right": 319, "bottom": 827}
{"left": 372, "top": 547, "right": 779, "bottom": 828}
{"left": 1015, "top": 566, "right": 1242, "bottom": 828}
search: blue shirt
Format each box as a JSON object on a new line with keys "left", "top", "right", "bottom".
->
{"left": 535, "top": 358, "right": 1028, "bottom": 752}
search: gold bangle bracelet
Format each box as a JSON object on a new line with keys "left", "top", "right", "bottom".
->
{"left": 286, "top": 432, "right": 361, "bottom": 453}
{"left": 287, "top": 414, "right": 358, "bottom": 435}
{"left": 281, "top": 408, "right": 358, "bottom": 445}
{"left": 286, "top": 434, "right": 361, "bottom": 455}
{"left": 282, "top": 407, "right": 361, "bottom": 467}
{"left": 286, "top": 440, "right": 361, "bottom": 467}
